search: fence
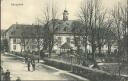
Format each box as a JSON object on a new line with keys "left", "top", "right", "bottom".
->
{"left": 44, "top": 58, "right": 128, "bottom": 81}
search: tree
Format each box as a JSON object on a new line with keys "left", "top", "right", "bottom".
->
{"left": 20, "top": 28, "right": 30, "bottom": 53}
{"left": 71, "top": 20, "right": 84, "bottom": 64}
{"left": 111, "top": 0, "right": 128, "bottom": 76}
{"left": 104, "top": 18, "right": 116, "bottom": 55}
{"left": 42, "top": 0, "right": 59, "bottom": 58}
{"left": 119, "top": 0, "right": 128, "bottom": 62}
{"left": 79, "top": 0, "right": 105, "bottom": 67}
{"left": 33, "top": 18, "right": 44, "bottom": 62}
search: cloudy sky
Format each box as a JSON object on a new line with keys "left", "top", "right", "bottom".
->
{"left": 1, "top": 0, "right": 120, "bottom": 29}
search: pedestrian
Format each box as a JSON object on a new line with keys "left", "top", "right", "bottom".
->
{"left": 3, "top": 72, "right": 6, "bottom": 81}
{"left": 27, "top": 58, "right": 31, "bottom": 71}
{"left": 30, "top": 56, "right": 35, "bottom": 71}
{"left": 16, "top": 77, "right": 21, "bottom": 81}
{"left": 37, "top": 58, "right": 40, "bottom": 63}
{"left": 1, "top": 66, "right": 4, "bottom": 81}
{"left": 4, "top": 69, "right": 10, "bottom": 81}
{"left": 31, "top": 55, "right": 35, "bottom": 63}
{"left": 24, "top": 57, "right": 28, "bottom": 63}
{"left": 32, "top": 61, "right": 35, "bottom": 71}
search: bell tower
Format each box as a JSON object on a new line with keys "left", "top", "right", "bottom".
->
{"left": 63, "top": 9, "right": 69, "bottom": 21}
{"left": 63, "top": 0, "right": 69, "bottom": 21}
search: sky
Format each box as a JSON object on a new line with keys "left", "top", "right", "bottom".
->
{"left": 1, "top": 0, "right": 120, "bottom": 29}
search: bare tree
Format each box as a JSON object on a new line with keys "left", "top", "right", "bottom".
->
{"left": 111, "top": 0, "right": 128, "bottom": 76}
{"left": 105, "top": 19, "right": 116, "bottom": 55}
{"left": 79, "top": 0, "right": 105, "bottom": 68}
{"left": 20, "top": 28, "right": 30, "bottom": 53}
{"left": 42, "top": 1, "right": 59, "bottom": 58}
{"left": 71, "top": 20, "right": 84, "bottom": 65}
{"left": 32, "top": 18, "right": 44, "bottom": 62}
{"left": 78, "top": 0, "right": 90, "bottom": 62}
{"left": 119, "top": 0, "right": 128, "bottom": 63}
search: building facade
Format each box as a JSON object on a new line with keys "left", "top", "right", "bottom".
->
{"left": 51, "top": 10, "right": 117, "bottom": 55}
{"left": 5, "top": 24, "right": 44, "bottom": 53}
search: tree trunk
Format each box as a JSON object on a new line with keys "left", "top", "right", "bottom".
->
{"left": 84, "top": 36, "right": 88, "bottom": 60}
{"left": 108, "top": 43, "right": 112, "bottom": 55}
{"left": 92, "top": 41, "right": 96, "bottom": 65}
{"left": 98, "top": 44, "right": 102, "bottom": 55}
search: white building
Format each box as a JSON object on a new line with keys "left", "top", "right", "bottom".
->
{"left": 49, "top": 9, "right": 117, "bottom": 55}
{"left": 5, "top": 24, "right": 44, "bottom": 53}
{"left": 46, "top": 10, "right": 91, "bottom": 54}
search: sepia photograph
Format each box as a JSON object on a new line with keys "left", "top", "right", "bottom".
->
{"left": 1, "top": 0, "right": 128, "bottom": 81}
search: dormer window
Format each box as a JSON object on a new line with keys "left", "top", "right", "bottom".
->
{"left": 66, "top": 37, "right": 70, "bottom": 43}
{"left": 55, "top": 28, "right": 58, "bottom": 31}
{"left": 16, "top": 27, "right": 19, "bottom": 29}
{"left": 11, "top": 32, "right": 13, "bottom": 35}
{"left": 63, "top": 27, "right": 67, "bottom": 31}
{"left": 58, "top": 37, "right": 62, "bottom": 45}
{"left": 11, "top": 31, "right": 16, "bottom": 35}
{"left": 66, "top": 22, "right": 69, "bottom": 25}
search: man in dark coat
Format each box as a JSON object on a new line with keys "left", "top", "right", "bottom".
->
{"left": 31, "top": 56, "right": 35, "bottom": 71}
{"left": 4, "top": 70, "right": 10, "bottom": 81}
{"left": 24, "top": 57, "right": 28, "bottom": 63}
{"left": 32, "top": 61, "right": 35, "bottom": 71}
{"left": 16, "top": 77, "right": 21, "bottom": 81}
{"left": 27, "top": 58, "right": 31, "bottom": 71}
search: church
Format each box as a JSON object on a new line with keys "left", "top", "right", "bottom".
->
{"left": 51, "top": 9, "right": 117, "bottom": 55}
{"left": 51, "top": 9, "right": 92, "bottom": 55}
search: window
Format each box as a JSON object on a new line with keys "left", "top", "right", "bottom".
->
{"left": 55, "top": 28, "right": 58, "bottom": 31}
{"left": 11, "top": 32, "right": 13, "bottom": 35}
{"left": 16, "top": 27, "right": 19, "bottom": 29}
{"left": 63, "top": 27, "right": 67, "bottom": 31}
{"left": 71, "top": 40, "right": 75, "bottom": 44}
{"left": 58, "top": 37, "right": 61, "bottom": 45}
{"left": 66, "top": 37, "right": 70, "bottom": 43}
{"left": 13, "top": 39, "right": 16, "bottom": 44}
{"left": 74, "top": 37, "right": 80, "bottom": 46}
{"left": 32, "top": 45, "right": 35, "bottom": 49}
{"left": 66, "top": 22, "right": 69, "bottom": 25}
{"left": 16, "top": 39, "right": 20, "bottom": 44}
{"left": 11, "top": 31, "right": 16, "bottom": 35}
{"left": 13, "top": 45, "right": 16, "bottom": 50}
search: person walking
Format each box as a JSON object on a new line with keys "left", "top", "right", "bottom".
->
{"left": 24, "top": 57, "right": 28, "bottom": 63}
{"left": 31, "top": 56, "right": 35, "bottom": 71}
{"left": 4, "top": 69, "right": 10, "bottom": 81}
{"left": 16, "top": 77, "right": 21, "bottom": 81}
{"left": 32, "top": 61, "right": 35, "bottom": 71}
{"left": 31, "top": 55, "right": 35, "bottom": 63}
{"left": 1, "top": 66, "right": 4, "bottom": 81}
{"left": 27, "top": 58, "right": 31, "bottom": 71}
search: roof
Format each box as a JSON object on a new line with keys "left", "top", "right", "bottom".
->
{"left": 60, "top": 42, "right": 72, "bottom": 49}
{"left": 0, "top": 29, "right": 5, "bottom": 36}
{"left": 5, "top": 24, "right": 44, "bottom": 38}
{"left": 64, "top": 10, "right": 68, "bottom": 12}
{"left": 48, "top": 19, "right": 77, "bottom": 33}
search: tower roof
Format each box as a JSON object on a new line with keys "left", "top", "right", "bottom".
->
{"left": 64, "top": 10, "right": 68, "bottom": 12}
